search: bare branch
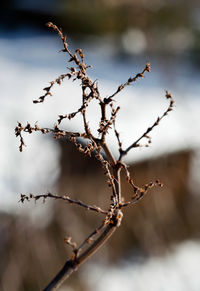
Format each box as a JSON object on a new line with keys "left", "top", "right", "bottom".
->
{"left": 111, "top": 104, "right": 123, "bottom": 154}
{"left": 19, "top": 193, "right": 107, "bottom": 215}
{"left": 104, "top": 62, "right": 151, "bottom": 103}
{"left": 120, "top": 179, "right": 163, "bottom": 208}
{"left": 15, "top": 22, "right": 174, "bottom": 291}
{"left": 119, "top": 91, "right": 175, "bottom": 160}
{"left": 75, "top": 222, "right": 106, "bottom": 256}
{"left": 43, "top": 209, "right": 123, "bottom": 291}
{"left": 33, "top": 74, "right": 67, "bottom": 104}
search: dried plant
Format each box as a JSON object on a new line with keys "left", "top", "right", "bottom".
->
{"left": 15, "top": 22, "right": 174, "bottom": 291}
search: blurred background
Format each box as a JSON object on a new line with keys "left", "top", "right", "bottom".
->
{"left": 1, "top": 0, "right": 200, "bottom": 290}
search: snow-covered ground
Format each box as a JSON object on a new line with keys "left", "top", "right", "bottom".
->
{"left": 1, "top": 32, "right": 200, "bottom": 213}
{"left": 82, "top": 240, "right": 200, "bottom": 291}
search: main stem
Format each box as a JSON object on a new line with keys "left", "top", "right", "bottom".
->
{"left": 43, "top": 146, "right": 122, "bottom": 291}
{"left": 43, "top": 222, "right": 119, "bottom": 291}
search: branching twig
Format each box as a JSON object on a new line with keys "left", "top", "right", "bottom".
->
{"left": 119, "top": 91, "right": 174, "bottom": 160}
{"left": 33, "top": 74, "right": 68, "bottom": 104}
{"left": 15, "top": 22, "right": 174, "bottom": 291}
{"left": 43, "top": 218, "right": 121, "bottom": 291}
{"left": 120, "top": 179, "right": 163, "bottom": 208}
{"left": 104, "top": 62, "right": 151, "bottom": 103}
{"left": 19, "top": 193, "right": 107, "bottom": 215}
{"left": 75, "top": 222, "right": 106, "bottom": 256}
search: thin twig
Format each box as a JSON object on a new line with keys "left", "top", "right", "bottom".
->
{"left": 15, "top": 21, "right": 174, "bottom": 291}
{"left": 75, "top": 222, "right": 106, "bottom": 255}
{"left": 43, "top": 210, "right": 122, "bottom": 291}
{"left": 119, "top": 91, "right": 174, "bottom": 160}
{"left": 19, "top": 193, "right": 107, "bottom": 215}
{"left": 104, "top": 62, "right": 150, "bottom": 103}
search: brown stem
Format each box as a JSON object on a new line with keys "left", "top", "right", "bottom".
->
{"left": 113, "top": 165, "right": 122, "bottom": 204}
{"left": 43, "top": 214, "right": 122, "bottom": 291}
{"left": 101, "top": 143, "right": 116, "bottom": 166}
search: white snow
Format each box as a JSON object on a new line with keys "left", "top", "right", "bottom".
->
{"left": 85, "top": 240, "right": 200, "bottom": 291}
{"left": 0, "top": 33, "right": 200, "bottom": 213}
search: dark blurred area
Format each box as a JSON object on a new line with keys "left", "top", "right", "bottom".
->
{"left": 1, "top": 140, "right": 200, "bottom": 290}
{"left": 1, "top": 0, "right": 200, "bottom": 62}
{"left": 1, "top": 1, "right": 200, "bottom": 290}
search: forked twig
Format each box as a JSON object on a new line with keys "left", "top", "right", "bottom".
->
{"left": 15, "top": 22, "right": 174, "bottom": 291}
